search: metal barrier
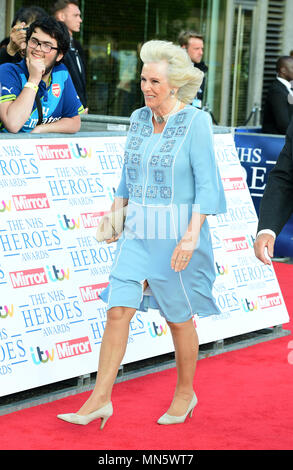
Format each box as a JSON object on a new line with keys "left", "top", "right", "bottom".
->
{"left": 80, "top": 113, "right": 130, "bottom": 132}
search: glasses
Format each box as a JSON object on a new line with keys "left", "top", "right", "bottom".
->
{"left": 28, "top": 37, "right": 58, "bottom": 54}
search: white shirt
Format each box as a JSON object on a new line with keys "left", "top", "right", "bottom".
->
{"left": 256, "top": 229, "right": 276, "bottom": 239}
{"left": 277, "top": 76, "right": 293, "bottom": 93}
{"left": 277, "top": 76, "right": 293, "bottom": 104}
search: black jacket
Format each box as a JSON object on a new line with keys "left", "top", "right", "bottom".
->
{"left": 0, "top": 42, "right": 22, "bottom": 65}
{"left": 258, "top": 117, "right": 293, "bottom": 236}
{"left": 194, "top": 61, "right": 208, "bottom": 103}
{"left": 63, "top": 37, "right": 87, "bottom": 108}
{"left": 262, "top": 79, "right": 293, "bottom": 135}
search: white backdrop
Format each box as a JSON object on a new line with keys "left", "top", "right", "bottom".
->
{"left": 0, "top": 133, "right": 289, "bottom": 396}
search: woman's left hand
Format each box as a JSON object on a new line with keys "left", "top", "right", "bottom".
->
{"left": 171, "top": 213, "right": 206, "bottom": 272}
{"left": 171, "top": 239, "right": 195, "bottom": 272}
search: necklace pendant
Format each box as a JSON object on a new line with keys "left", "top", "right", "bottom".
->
{"left": 153, "top": 99, "right": 181, "bottom": 125}
{"left": 155, "top": 115, "right": 165, "bottom": 124}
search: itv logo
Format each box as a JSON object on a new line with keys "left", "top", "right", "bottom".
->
{"left": 0, "top": 200, "right": 11, "bottom": 212}
{"left": 0, "top": 304, "right": 14, "bottom": 318}
{"left": 30, "top": 346, "right": 54, "bottom": 365}
{"left": 70, "top": 143, "right": 92, "bottom": 159}
{"left": 148, "top": 321, "right": 168, "bottom": 338}
{"left": 58, "top": 214, "right": 80, "bottom": 230}
{"left": 46, "top": 265, "right": 70, "bottom": 282}
{"left": 241, "top": 298, "right": 258, "bottom": 312}
{"left": 215, "top": 261, "right": 228, "bottom": 276}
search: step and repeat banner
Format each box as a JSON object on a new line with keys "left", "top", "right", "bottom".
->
{"left": 0, "top": 132, "right": 289, "bottom": 396}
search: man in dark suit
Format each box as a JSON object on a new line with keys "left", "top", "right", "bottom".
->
{"left": 262, "top": 56, "right": 293, "bottom": 135}
{"left": 178, "top": 30, "right": 208, "bottom": 109}
{"left": 52, "top": 0, "right": 87, "bottom": 111}
{"left": 254, "top": 117, "right": 293, "bottom": 264}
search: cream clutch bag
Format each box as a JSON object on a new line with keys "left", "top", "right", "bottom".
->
{"left": 96, "top": 206, "right": 127, "bottom": 242}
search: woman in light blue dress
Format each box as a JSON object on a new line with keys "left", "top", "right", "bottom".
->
{"left": 58, "top": 40, "right": 226, "bottom": 428}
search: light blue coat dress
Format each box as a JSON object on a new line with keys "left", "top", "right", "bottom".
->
{"left": 100, "top": 105, "right": 227, "bottom": 322}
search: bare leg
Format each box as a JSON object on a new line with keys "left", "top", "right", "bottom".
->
{"left": 77, "top": 306, "right": 136, "bottom": 415}
{"left": 165, "top": 318, "right": 198, "bottom": 416}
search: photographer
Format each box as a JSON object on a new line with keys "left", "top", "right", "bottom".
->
{"left": 0, "top": 6, "right": 48, "bottom": 65}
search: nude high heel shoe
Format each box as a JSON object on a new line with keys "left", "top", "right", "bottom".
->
{"left": 57, "top": 402, "right": 113, "bottom": 430}
{"left": 157, "top": 393, "right": 197, "bottom": 425}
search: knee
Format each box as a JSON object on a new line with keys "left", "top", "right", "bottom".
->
{"left": 167, "top": 318, "right": 195, "bottom": 333}
{"left": 167, "top": 321, "right": 183, "bottom": 333}
{"left": 107, "top": 306, "right": 135, "bottom": 323}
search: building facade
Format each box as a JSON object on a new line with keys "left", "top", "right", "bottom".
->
{"left": 1, "top": 0, "right": 293, "bottom": 126}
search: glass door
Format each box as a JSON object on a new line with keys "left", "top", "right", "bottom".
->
{"left": 229, "top": 3, "right": 255, "bottom": 126}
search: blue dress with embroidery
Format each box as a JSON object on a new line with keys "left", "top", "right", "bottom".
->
{"left": 100, "top": 105, "right": 227, "bottom": 322}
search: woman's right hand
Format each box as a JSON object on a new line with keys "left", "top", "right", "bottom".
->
{"left": 104, "top": 197, "right": 128, "bottom": 243}
{"left": 105, "top": 234, "right": 120, "bottom": 244}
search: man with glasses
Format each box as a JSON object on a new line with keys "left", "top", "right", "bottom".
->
{"left": 0, "top": 16, "right": 84, "bottom": 133}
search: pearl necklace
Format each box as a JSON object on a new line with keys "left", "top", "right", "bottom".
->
{"left": 153, "top": 99, "right": 181, "bottom": 124}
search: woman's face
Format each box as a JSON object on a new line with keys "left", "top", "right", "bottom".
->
{"left": 141, "top": 61, "right": 175, "bottom": 112}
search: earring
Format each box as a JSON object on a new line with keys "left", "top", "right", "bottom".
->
{"left": 170, "top": 90, "right": 175, "bottom": 97}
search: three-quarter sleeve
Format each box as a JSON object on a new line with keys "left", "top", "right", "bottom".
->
{"left": 115, "top": 163, "right": 129, "bottom": 199}
{"left": 190, "top": 111, "right": 226, "bottom": 215}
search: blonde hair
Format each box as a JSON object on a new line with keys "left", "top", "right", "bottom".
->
{"left": 140, "top": 40, "right": 204, "bottom": 104}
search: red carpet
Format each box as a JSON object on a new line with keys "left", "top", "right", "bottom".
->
{"left": 0, "top": 262, "right": 292, "bottom": 451}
